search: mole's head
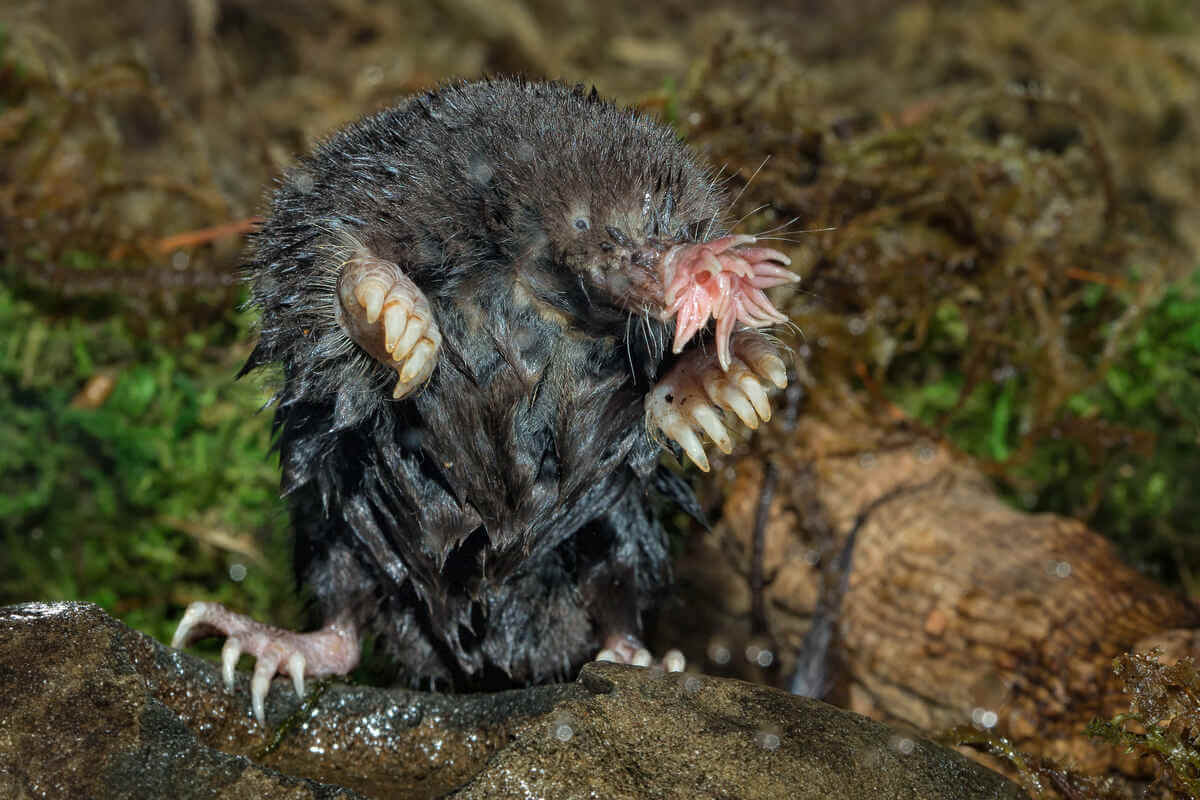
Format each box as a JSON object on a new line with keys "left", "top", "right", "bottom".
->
{"left": 492, "top": 85, "right": 724, "bottom": 337}
{"left": 499, "top": 83, "right": 796, "bottom": 369}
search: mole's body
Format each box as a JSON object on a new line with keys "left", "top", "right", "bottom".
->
{"left": 174, "top": 79, "right": 797, "bottom": 721}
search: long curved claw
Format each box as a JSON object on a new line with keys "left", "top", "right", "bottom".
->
{"left": 251, "top": 650, "right": 282, "bottom": 725}
{"left": 705, "top": 374, "right": 759, "bottom": 429}
{"left": 737, "top": 373, "right": 772, "bottom": 422}
{"left": 221, "top": 637, "right": 243, "bottom": 691}
{"left": 287, "top": 652, "right": 307, "bottom": 700}
{"left": 686, "top": 400, "right": 732, "bottom": 454}
{"left": 674, "top": 424, "right": 710, "bottom": 472}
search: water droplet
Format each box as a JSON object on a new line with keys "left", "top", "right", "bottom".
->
{"left": 293, "top": 171, "right": 315, "bottom": 195}
{"left": 514, "top": 327, "right": 537, "bottom": 351}
{"left": 755, "top": 729, "right": 782, "bottom": 750}
{"left": 1051, "top": 560, "right": 1071, "bottom": 578}
{"left": 707, "top": 642, "right": 731, "bottom": 665}
{"left": 971, "top": 708, "right": 998, "bottom": 728}
{"left": 858, "top": 452, "right": 876, "bottom": 469}
{"left": 171, "top": 250, "right": 190, "bottom": 271}
{"left": 554, "top": 722, "right": 573, "bottom": 742}
{"left": 890, "top": 735, "right": 915, "bottom": 755}
{"left": 847, "top": 316, "right": 866, "bottom": 335}
{"left": 469, "top": 158, "right": 494, "bottom": 185}
{"left": 228, "top": 563, "right": 247, "bottom": 582}
{"left": 362, "top": 65, "right": 384, "bottom": 86}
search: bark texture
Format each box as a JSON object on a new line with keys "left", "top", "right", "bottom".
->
{"left": 660, "top": 405, "right": 1199, "bottom": 773}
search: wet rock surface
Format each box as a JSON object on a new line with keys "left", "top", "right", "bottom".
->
{"left": 0, "top": 602, "right": 1027, "bottom": 799}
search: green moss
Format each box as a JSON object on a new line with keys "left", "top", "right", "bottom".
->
{"left": 0, "top": 283, "right": 299, "bottom": 646}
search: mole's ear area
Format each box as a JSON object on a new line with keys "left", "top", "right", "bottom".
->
{"left": 335, "top": 250, "right": 443, "bottom": 401}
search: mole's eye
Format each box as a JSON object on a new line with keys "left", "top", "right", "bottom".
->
{"left": 573, "top": 217, "right": 590, "bottom": 231}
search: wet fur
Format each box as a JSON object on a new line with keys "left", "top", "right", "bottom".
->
{"left": 244, "top": 79, "right": 721, "bottom": 688}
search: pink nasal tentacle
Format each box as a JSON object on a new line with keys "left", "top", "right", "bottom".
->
{"left": 663, "top": 236, "right": 800, "bottom": 369}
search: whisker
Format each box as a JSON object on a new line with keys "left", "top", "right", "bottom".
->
{"left": 751, "top": 229, "right": 837, "bottom": 244}
{"left": 625, "top": 312, "right": 636, "bottom": 379}
{"left": 752, "top": 216, "right": 804, "bottom": 237}
{"left": 727, "top": 203, "right": 772, "bottom": 233}
{"left": 704, "top": 156, "right": 771, "bottom": 243}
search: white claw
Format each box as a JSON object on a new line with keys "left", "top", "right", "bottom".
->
{"left": 392, "top": 312, "right": 426, "bottom": 360}
{"left": 400, "top": 339, "right": 436, "bottom": 383}
{"left": 712, "top": 381, "right": 759, "bottom": 429}
{"left": 738, "top": 375, "right": 772, "bottom": 422}
{"left": 355, "top": 279, "right": 386, "bottom": 324}
{"left": 663, "top": 649, "right": 686, "bottom": 673}
{"left": 287, "top": 652, "right": 307, "bottom": 699}
{"left": 755, "top": 354, "right": 788, "bottom": 390}
{"left": 170, "top": 604, "right": 199, "bottom": 649}
{"left": 251, "top": 656, "right": 278, "bottom": 726}
{"left": 687, "top": 401, "right": 732, "bottom": 454}
{"left": 595, "top": 649, "right": 618, "bottom": 663}
{"left": 632, "top": 649, "right": 653, "bottom": 668}
{"left": 221, "top": 637, "right": 243, "bottom": 691}
{"left": 672, "top": 424, "right": 710, "bottom": 472}
{"left": 382, "top": 303, "right": 410, "bottom": 355}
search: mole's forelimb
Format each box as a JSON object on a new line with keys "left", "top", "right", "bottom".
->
{"left": 171, "top": 602, "right": 359, "bottom": 725}
{"left": 645, "top": 331, "right": 788, "bottom": 472}
{"left": 335, "top": 250, "right": 442, "bottom": 400}
{"left": 646, "top": 234, "right": 796, "bottom": 470}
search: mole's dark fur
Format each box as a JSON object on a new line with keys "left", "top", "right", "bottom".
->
{"left": 244, "top": 78, "right": 721, "bottom": 688}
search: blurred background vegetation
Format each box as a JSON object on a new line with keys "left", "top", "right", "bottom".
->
{"left": 2, "top": 0, "right": 1199, "bottom": 664}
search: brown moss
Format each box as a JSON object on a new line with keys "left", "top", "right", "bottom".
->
{"left": 1088, "top": 650, "right": 1200, "bottom": 798}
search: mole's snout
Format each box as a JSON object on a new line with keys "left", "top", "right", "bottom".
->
{"left": 660, "top": 235, "right": 800, "bottom": 371}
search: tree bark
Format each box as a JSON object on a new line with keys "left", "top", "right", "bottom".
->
{"left": 657, "top": 404, "right": 1199, "bottom": 774}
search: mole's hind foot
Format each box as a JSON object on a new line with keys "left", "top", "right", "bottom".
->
{"left": 171, "top": 601, "right": 360, "bottom": 726}
{"left": 336, "top": 251, "right": 442, "bottom": 400}
{"left": 646, "top": 332, "right": 787, "bottom": 471}
{"left": 595, "top": 633, "right": 686, "bottom": 672}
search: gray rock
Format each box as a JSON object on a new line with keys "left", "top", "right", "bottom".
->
{"left": 0, "top": 602, "right": 1027, "bottom": 799}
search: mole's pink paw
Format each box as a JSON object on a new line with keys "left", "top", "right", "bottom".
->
{"left": 337, "top": 252, "right": 442, "bottom": 400}
{"left": 595, "top": 633, "right": 686, "bottom": 673}
{"left": 645, "top": 333, "right": 787, "bottom": 471}
{"left": 171, "top": 601, "right": 359, "bottom": 726}
{"left": 663, "top": 234, "right": 798, "bottom": 371}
